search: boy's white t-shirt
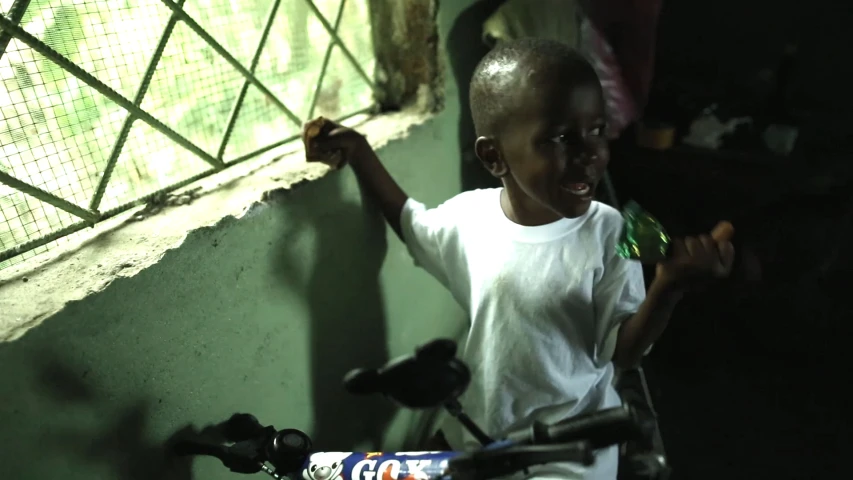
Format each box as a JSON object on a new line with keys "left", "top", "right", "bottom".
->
{"left": 400, "top": 188, "right": 646, "bottom": 480}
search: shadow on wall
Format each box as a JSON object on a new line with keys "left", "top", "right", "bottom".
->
{"left": 270, "top": 172, "right": 395, "bottom": 451}
{"left": 15, "top": 353, "right": 195, "bottom": 479}
{"left": 447, "top": 0, "right": 504, "bottom": 193}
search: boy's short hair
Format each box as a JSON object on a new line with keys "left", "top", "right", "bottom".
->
{"left": 469, "top": 37, "right": 599, "bottom": 137}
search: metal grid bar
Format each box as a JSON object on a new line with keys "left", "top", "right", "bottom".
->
{"left": 302, "top": 0, "right": 376, "bottom": 94}
{"left": 89, "top": 0, "right": 188, "bottom": 211}
{"left": 0, "top": 106, "right": 375, "bottom": 264}
{"left": 156, "top": 0, "right": 302, "bottom": 128}
{"left": 217, "top": 0, "right": 285, "bottom": 162}
{"left": 0, "top": 170, "right": 98, "bottom": 223}
{"left": 308, "top": 0, "right": 347, "bottom": 119}
{"left": 226, "top": 105, "right": 373, "bottom": 164}
{"left": 0, "top": 0, "right": 31, "bottom": 62}
{"left": 0, "top": 14, "right": 221, "bottom": 168}
{"left": 1, "top": 0, "right": 380, "bottom": 267}
{"left": 0, "top": 218, "right": 90, "bottom": 265}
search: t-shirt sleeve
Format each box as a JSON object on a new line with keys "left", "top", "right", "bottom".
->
{"left": 400, "top": 197, "right": 458, "bottom": 287}
{"left": 593, "top": 243, "right": 647, "bottom": 366}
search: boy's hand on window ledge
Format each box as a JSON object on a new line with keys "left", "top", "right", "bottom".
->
{"left": 303, "top": 117, "right": 371, "bottom": 170}
{"left": 302, "top": 116, "right": 408, "bottom": 240}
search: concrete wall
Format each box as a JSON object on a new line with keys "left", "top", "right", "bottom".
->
{"left": 0, "top": 3, "right": 481, "bottom": 479}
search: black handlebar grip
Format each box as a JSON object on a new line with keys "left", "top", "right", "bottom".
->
{"left": 448, "top": 442, "right": 595, "bottom": 480}
{"left": 223, "top": 413, "right": 266, "bottom": 442}
{"left": 543, "top": 406, "right": 638, "bottom": 449}
{"left": 173, "top": 440, "right": 262, "bottom": 473}
{"left": 505, "top": 405, "right": 639, "bottom": 450}
{"left": 173, "top": 440, "right": 227, "bottom": 459}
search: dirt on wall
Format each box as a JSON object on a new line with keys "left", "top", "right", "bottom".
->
{"left": 369, "top": 0, "right": 443, "bottom": 112}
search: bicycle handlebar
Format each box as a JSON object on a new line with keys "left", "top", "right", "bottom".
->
{"left": 447, "top": 441, "right": 595, "bottom": 480}
{"left": 173, "top": 406, "right": 644, "bottom": 480}
{"left": 173, "top": 339, "right": 666, "bottom": 480}
{"left": 505, "top": 404, "right": 652, "bottom": 450}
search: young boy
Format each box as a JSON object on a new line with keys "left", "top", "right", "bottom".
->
{"left": 304, "top": 38, "right": 734, "bottom": 479}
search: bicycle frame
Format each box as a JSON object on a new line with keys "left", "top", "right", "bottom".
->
{"left": 297, "top": 450, "right": 458, "bottom": 480}
{"left": 278, "top": 437, "right": 596, "bottom": 480}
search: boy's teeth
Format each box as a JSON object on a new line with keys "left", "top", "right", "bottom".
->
{"left": 565, "top": 183, "right": 590, "bottom": 195}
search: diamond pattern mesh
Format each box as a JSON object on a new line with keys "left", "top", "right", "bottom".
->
{"left": 0, "top": 0, "right": 376, "bottom": 269}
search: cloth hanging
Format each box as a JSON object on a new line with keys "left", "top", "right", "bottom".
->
{"left": 583, "top": 0, "right": 663, "bottom": 113}
{"left": 580, "top": 16, "right": 636, "bottom": 138}
{"left": 482, "top": 0, "right": 581, "bottom": 48}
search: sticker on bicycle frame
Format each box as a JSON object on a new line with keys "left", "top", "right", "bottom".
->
{"left": 301, "top": 451, "right": 461, "bottom": 480}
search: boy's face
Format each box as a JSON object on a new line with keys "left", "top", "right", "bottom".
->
{"left": 478, "top": 63, "right": 609, "bottom": 221}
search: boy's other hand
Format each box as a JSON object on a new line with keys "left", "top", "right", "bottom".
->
{"left": 654, "top": 221, "right": 735, "bottom": 292}
{"left": 302, "top": 117, "right": 370, "bottom": 169}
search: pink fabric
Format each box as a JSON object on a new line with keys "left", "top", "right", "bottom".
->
{"left": 581, "top": 18, "right": 637, "bottom": 139}
{"left": 579, "top": 0, "right": 663, "bottom": 138}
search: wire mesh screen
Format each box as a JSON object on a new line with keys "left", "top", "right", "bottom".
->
{"left": 0, "top": 0, "right": 376, "bottom": 269}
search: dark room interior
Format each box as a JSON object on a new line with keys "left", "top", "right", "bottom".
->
{"left": 451, "top": 1, "right": 852, "bottom": 478}
{"left": 0, "top": 1, "right": 850, "bottom": 479}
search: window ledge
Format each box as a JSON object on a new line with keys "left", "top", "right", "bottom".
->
{"left": 0, "top": 108, "right": 434, "bottom": 342}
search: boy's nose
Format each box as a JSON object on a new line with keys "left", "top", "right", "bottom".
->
{"left": 572, "top": 151, "right": 598, "bottom": 166}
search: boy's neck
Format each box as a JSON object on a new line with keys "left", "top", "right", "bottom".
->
{"left": 499, "top": 187, "right": 564, "bottom": 226}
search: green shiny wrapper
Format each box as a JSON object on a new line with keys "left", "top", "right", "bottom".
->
{"left": 616, "top": 200, "right": 671, "bottom": 262}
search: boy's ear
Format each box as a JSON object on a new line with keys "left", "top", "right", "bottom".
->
{"left": 474, "top": 136, "right": 508, "bottom": 178}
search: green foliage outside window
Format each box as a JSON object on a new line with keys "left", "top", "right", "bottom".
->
{"left": 0, "top": 0, "right": 375, "bottom": 269}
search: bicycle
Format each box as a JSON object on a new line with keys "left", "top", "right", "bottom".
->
{"left": 174, "top": 339, "right": 668, "bottom": 480}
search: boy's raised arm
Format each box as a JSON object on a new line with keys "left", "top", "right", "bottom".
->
{"left": 350, "top": 146, "right": 409, "bottom": 240}
{"left": 303, "top": 117, "right": 409, "bottom": 240}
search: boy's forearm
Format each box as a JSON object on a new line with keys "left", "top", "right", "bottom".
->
{"left": 612, "top": 280, "right": 683, "bottom": 369}
{"left": 350, "top": 148, "right": 409, "bottom": 241}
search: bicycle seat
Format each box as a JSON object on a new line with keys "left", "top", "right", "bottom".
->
{"left": 343, "top": 338, "right": 470, "bottom": 409}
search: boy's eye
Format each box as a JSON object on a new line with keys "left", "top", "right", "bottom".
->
{"left": 550, "top": 132, "right": 579, "bottom": 145}
{"left": 550, "top": 126, "right": 606, "bottom": 144}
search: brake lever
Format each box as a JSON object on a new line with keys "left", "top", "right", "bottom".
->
{"left": 626, "top": 453, "right": 669, "bottom": 479}
{"left": 173, "top": 437, "right": 265, "bottom": 474}
{"left": 173, "top": 414, "right": 311, "bottom": 477}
